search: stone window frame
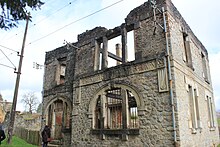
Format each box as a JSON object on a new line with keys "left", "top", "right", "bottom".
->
{"left": 59, "top": 64, "right": 66, "bottom": 84}
{"left": 181, "top": 29, "right": 194, "bottom": 70}
{"left": 201, "top": 52, "right": 210, "bottom": 84}
{"left": 55, "top": 58, "right": 67, "bottom": 85}
{"left": 88, "top": 83, "right": 145, "bottom": 140}
{"left": 205, "top": 90, "right": 216, "bottom": 131}
{"left": 185, "top": 76, "right": 202, "bottom": 134}
{"left": 93, "top": 24, "right": 137, "bottom": 72}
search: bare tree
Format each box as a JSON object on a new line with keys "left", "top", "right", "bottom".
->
{"left": 21, "top": 92, "right": 39, "bottom": 114}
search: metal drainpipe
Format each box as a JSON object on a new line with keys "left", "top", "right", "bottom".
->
{"left": 162, "top": 7, "right": 177, "bottom": 145}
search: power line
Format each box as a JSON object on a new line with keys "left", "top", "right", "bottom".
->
{"left": 0, "top": 44, "right": 19, "bottom": 53}
{"left": 0, "top": 49, "right": 16, "bottom": 70}
{"left": 0, "top": 63, "right": 16, "bottom": 70}
{"left": 1, "top": 0, "right": 78, "bottom": 42}
{"left": 0, "top": 52, "right": 15, "bottom": 61}
{"left": 28, "top": 0, "right": 124, "bottom": 45}
{"left": 33, "top": 0, "right": 77, "bottom": 26}
{"left": 0, "top": 45, "right": 19, "bottom": 63}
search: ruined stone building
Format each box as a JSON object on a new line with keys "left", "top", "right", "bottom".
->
{"left": 42, "top": 0, "right": 219, "bottom": 146}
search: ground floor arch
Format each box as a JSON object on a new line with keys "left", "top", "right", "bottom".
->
{"left": 44, "top": 97, "right": 71, "bottom": 140}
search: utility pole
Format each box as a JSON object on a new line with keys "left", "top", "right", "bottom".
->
{"left": 7, "top": 13, "right": 30, "bottom": 144}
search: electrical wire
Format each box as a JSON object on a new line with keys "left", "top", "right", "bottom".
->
{"left": 1, "top": 0, "right": 78, "bottom": 42}
{"left": 0, "top": 44, "right": 19, "bottom": 53}
{"left": 0, "top": 48, "right": 16, "bottom": 69}
{"left": 0, "top": 63, "right": 16, "bottom": 70}
{"left": 28, "top": 0, "right": 124, "bottom": 45}
{"left": 0, "top": 0, "right": 78, "bottom": 68}
{"left": 33, "top": 0, "right": 77, "bottom": 26}
{"left": 0, "top": 52, "right": 14, "bottom": 61}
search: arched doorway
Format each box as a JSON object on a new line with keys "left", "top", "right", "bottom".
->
{"left": 46, "top": 98, "right": 71, "bottom": 140}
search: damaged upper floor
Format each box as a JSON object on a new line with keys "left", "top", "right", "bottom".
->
{"left": 43, "top": 0, "right": 211, "bottom": 91}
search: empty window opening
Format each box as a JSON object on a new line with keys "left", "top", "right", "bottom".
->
{"left": 127, "top": 30, "right": 135, "bottom": 62}
{"left": 194, "top": 89, "right": 200, "bottom": 128}
{"left": 95, "top": 29, "right": 135, "bottom": 71}
{"left": 183, "top": 32, "right": 188, "bottom": 62}
{"left": 201, "top": 52, "right": 209, "bottom": 83}
{"left": 188, "top": 85, "right": 200, "bottom": 132}
{"left": 107, "top": 36, "right": 121, "bottom": 68}
{"left": 182, "top": 31, "right": 193, "bottom": 69}
{"left": 60, "top": 64, "right": 66, "bottom": 84}
{"left": 56, "top": 58, "right": 66, "bottom": 85}
{"left": 94, "top": 88, "right": 138, "bottom": 130}
{"left": 99, "top": 43, "right": 103, "bottom": 70}
{"left": 106, "top": 88, "right": 122, "bottom": 129}
{"left": 207, "top": 96, "right": 215, "bottom": 128}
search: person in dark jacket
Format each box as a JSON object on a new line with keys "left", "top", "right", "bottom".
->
{"left": 0, "top": 125, "right": 6, "bottom": 145}
{"left": 41, "top": 125, "right": 51, "bottom": 147}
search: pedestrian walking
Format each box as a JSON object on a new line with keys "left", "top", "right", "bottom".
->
{"left": 41, "top": 125, "right": 51, "bottom": 147}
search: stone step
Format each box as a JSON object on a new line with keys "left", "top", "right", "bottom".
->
{"left": 48, "top": 144, "right": 60, "bottom": 147}
{"left": 50, "top": 139, "right": 62, "bottom": 145}
{"left": 47, "top": 139, "right": 62, "bottom": 147}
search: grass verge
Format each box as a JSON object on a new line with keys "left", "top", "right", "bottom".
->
{"left": 217, "top": 118, "right": 220, "bottom": 126}
{"left": 1, "top": 136, "right": 38, "bottom": 147}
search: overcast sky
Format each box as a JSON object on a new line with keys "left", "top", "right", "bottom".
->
{"left": 0, "top": 0, "right": 219, "bottom": 112}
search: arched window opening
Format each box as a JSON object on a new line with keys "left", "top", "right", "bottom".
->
{"left": 94, "top": 87, "right": 139, "bottom": 130}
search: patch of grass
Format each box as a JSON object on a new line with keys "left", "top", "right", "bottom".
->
{"left": 1, "top": 136, "right": 38, "bottom": 147}
{"left": 218, "top": 118, "right": 220, "bottom": 126}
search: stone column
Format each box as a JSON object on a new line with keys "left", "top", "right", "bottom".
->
{"left": 94, "top": 40, "right": 100, "bottom": 71}
{"left": 121, "top": 24, "right": 128, "bottom": 63}
{"left": 116, "top": 43, "right": 122, "bottom": 65}
{"left": 102, "top": 36, "right": 108, "bottom": 69}
{"left": 121, "top": 89, "right": 128, "bottom": 129}
{"left": 100, "top": 93, "right": 107, "bottom": 139}
{"left": 121, "top": 89, "right": 128, "bottom": 140}
{"left": 62, "top": 101, "right": 67, "bottom": 128}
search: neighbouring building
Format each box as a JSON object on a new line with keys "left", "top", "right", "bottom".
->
{"left": 0, "top": 93, "right": 12, "bottom": 123}
{"left": 42, "top": 0, "right": 220, "bottom": 146}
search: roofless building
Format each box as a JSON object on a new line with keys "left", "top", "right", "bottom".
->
{"left": 42, "top": 0, "right": 219, "bottom": 146}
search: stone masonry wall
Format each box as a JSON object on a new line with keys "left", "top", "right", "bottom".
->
{"left": 70, "top": 1, "right": 175, "bottom": 145}
{"left": 44, "top": 46, "right": 69, "bottom": 90}
{"left": 42, "top": 0, "right": 219, "bottom": 146}
{"left": 72, "top": 59, "right": 174, "bottom": 147}
{"left": 167, "top": 1, "right": 219, "bottom": 146}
